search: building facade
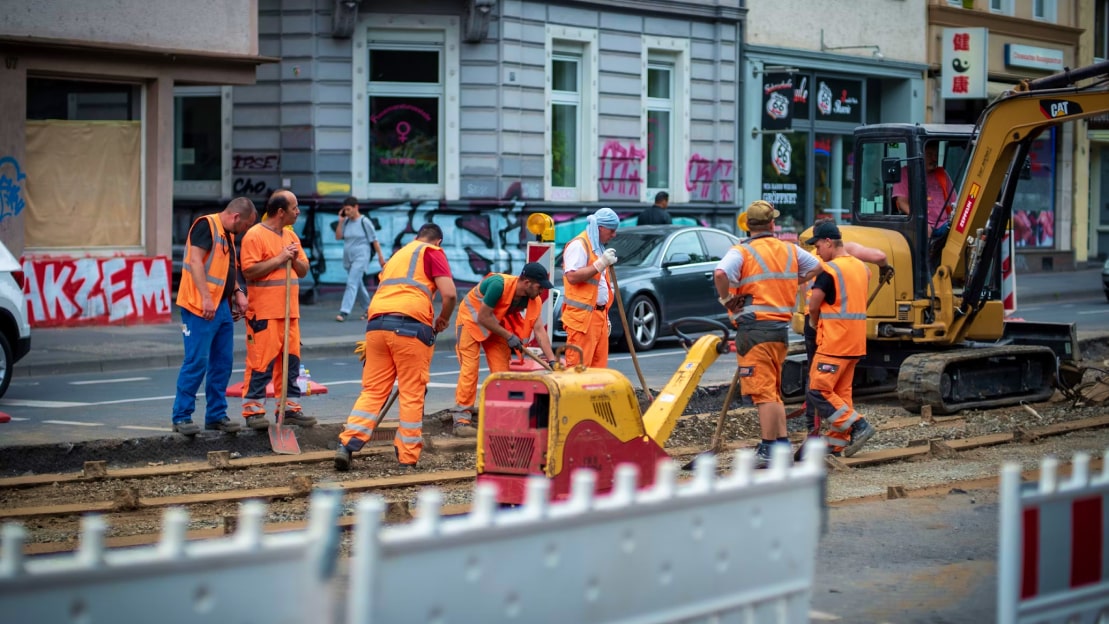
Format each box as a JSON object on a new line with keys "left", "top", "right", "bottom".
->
{"left": 0, "top": 0, "right": 267, "bottom": 326}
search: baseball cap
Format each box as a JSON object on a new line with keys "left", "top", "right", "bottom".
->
{"left": 804, "top": 221, "right": 843, "bottom": 245}
{"left": 744, "top": 200, "right": 780, "bottom": 225}
{"left": 520, "top": 262, "right": 554, "bottom": 289}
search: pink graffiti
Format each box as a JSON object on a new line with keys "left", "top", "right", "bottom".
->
{"left": 598, "top": 140, "right": 646, "bottom": 198}
{"left": 684, "top": 154, "right": 734, "bottom": 202}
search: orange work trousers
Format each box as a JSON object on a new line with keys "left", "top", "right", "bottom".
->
{"left": 806, "top": 353, "right": 860, "bottom": 451}
{"left": 564, "top": 308, "right": 609, "bottom": 368}
{"left": 737, "top": 341, "right": 787, "bottom": 404}
{"left": 453, "top": 325, "right": 511, "bottom": 413}
{"left": 241, "top": 317, "right": 302, "bottom": 418}
{"left": 338, "top": 330, "right": 433, "bottom": 465}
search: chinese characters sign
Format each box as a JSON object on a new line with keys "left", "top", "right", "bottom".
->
{"left": 942, "top": 28, "right": 987, "bottom": 100}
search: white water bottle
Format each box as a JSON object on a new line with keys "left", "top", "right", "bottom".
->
{"left": 297, "top": 365, "right": 311, "bottom": 395}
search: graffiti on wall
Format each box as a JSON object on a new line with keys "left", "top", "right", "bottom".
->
{"left": 0, "top": 157, "right": 27, "bottom": 223}
{"left": 232, "top": 151, "right": 280, "bottom": 198}
{"left": 598, "top": 140, "right": 646, "bottom": 200}
{"left": 685, "top": 154, "right": 734, "bottom": 203}
{"left": 22, "top": 256, "right": 172, "bottom": 327}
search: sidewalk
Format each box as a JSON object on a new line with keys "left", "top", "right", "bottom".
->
{"left": 15, "top": 267, "right": 1106, "bottom": 378}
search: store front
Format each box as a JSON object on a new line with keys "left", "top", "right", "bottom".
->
{"left": 742, "top": 47, "right": 926, "bottom": 241}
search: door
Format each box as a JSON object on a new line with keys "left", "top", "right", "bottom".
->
{"left": 654, "top": 230, "right": 714, "bottom": 322}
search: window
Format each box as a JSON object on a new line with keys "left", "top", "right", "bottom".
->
{"left": 663, "top": 231, "right": 704, "bottom": 266}
{"left": 352, "top": 17, "right": 460, "bottom": 200}
{"left": 699, "top": 230, "right": 736, "bottom": 261}
{"left": 855, "top": 140, "right": 907, "bottom": 218}
{"left": 814, "top": 134, "right": 855, "bottom": 224}
{"left": 646, "top": 63, "right": 672, "bottom": 192}
{"left": 642, "top": 37, "right": 690, "bottom": 203}
{"left": 174, "top": 87, "right": 231, "bottom": 198}
{"left": 989, "top": 0, "right": 1013, "bottom": 14}
{"left": 1033, "top": 0, "right": 1056, "bottom": 22}
{"left": 24, "top": 78, "right": 144, "bottom": 249}
{"left": 1097, "top": 0, "right": 1109, "bottom": 61}
{"left": 545, "top": 25, "right": 598, "bottom": 202}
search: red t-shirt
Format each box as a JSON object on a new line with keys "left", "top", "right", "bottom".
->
{"left": 423, "top": 247, "right": 452, "bottom": 280}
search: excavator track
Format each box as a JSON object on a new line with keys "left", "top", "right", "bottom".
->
{"left": 897, "top": 345, "right": 1058, "bottom": 415}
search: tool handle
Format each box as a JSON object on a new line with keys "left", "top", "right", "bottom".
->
{"left": 521, "top": 348, "right": 553, "bottom": 371}
{"left": 278, "top": 260, "right": 292, "bottom": 425}
{"left": 608, "top": 266, "right": 652, "bottom": 402}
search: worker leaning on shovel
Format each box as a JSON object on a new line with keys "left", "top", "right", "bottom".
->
{"left": 238, "top": 190, "right": 318, "bottom": 431}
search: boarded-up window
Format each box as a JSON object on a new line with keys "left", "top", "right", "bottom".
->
{"left": 24, "top": 120, "right": 142, "bottom": 248}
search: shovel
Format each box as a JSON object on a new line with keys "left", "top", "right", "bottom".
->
{"left": 681, "top": 365, "right": 743, "bottom": 470}
{"left": 269, "top": 260, "right": 301, "bottom": 455}
{"left": 609, "top": 267, "right": 652, "bottom": 402}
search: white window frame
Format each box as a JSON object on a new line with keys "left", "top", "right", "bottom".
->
{"left": 352, "top": 15, "right": 460, "bottom": 201}
{"left": 1033, "top": 0, "right": 1057, "bottom": 22}
{"left": 172, "top": 86, "right": 232, "bottom": 199}
{"left": 1098, "top": 0, "right": 1109, "bottom": 61}
{"left": 989, "top": 0, "right": 1013, "bottom": 15}
{"left": 641, "top": 36, "right": 690, "bottom": 204}
{"left": 545, "top": 25, "right": 598, "bottom": 203}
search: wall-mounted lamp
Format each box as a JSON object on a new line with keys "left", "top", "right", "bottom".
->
{"left": 819, "top": 29, "right": 884, "bottom": 60}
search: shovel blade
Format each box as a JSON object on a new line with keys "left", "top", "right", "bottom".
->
{"left": 268, "top": 423, "right": 301, "bottom": 455}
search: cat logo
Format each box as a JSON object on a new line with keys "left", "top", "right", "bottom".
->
{"left": 1040, "top": 99, "right": 1083, "bottom": 119}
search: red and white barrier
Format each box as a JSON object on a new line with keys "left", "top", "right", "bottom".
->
{"left": 998, "top": 451, "right": 1109, "bottom": 623}
{"left": 526, "top": 242, "right": 555, "bottom": 343}
{"left": 1002, "top": 228, "right": 1017, "bottom": 315}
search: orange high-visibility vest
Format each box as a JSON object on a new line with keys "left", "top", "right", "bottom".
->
{"left": 816, "top": 255, "right": 869, "bottom": 358}
{"left": 458, "top": 274, "right": 541, "bottom": 342}
{"left": 368, "top": 239, "right": 440, "bottom": 325}
{"left": 561, "top": 231, "right": 612, "bottom": 332}
{"left": 176, "top": 214, "right": 233, "bottom": 317}
{"left": 728, "top": 234, "right": 800, "bottom": 323}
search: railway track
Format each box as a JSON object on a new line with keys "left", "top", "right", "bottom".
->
{"left": 4, "top": 402, "right": 1109, "bottom": 556}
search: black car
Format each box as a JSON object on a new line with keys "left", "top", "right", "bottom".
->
{"left": 552, "top": 225, "right": 740, "bottom": 351}
{"left": 1103, "top": 257, "right": 1109, "bottom": 302}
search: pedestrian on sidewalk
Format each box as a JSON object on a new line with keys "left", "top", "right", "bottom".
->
{"left": 335, "top": 223, "right": 457, "bottom": 472}
{"left": 638, "top": 191, "right": 673, "bottom": 225}
{"left": 239, "top": 190, "right": 318, "bottom": 431}
{"left": 561, "top": 207, "right": 620, "bottom": 368}
{"left": 449, "top": 263, "right": 559, "bottom": 437}
{"left": 806, "top": 220, "right": 876, "bottom": 457}
{"left": 714, "top": 200, "right": 819, "bottom": 468}
{"left": 334, "top": 196, "right": 387, "bottom": 322}
{"left": 171, "top": 198, "right": 258, "bottom": 436}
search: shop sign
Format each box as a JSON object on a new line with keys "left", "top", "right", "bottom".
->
{"left": 942, "top": 27, "right": 988, "bottom": 100}
{"left": 814, "top": 77, "right": 862, "bottom": 123}
{"left": 1005, "top": 44, "right": 1064, "bottom": 71}
{"left": 762, "top": 72, "right": 794, "bottom": 130}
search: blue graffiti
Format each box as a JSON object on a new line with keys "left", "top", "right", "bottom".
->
{"left": 0, "top": 157, "right": 27, "bottom": 222}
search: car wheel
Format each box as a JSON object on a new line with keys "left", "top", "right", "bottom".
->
{"left": 0, "top": 332, "right": 14, "bottom": 399}
{"left": 627, "top": 295, "right": 659, "bottom": 351}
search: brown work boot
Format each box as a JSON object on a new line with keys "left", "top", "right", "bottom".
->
{"left": 279, "top": 410, "right": 317, "bottom": 427}
{"left": 452, "top": 419, "right": 478, "bottom": 438}
{"left": 245, "top": 415, "right": 270, "bottom": 430}
{"left": 334, "top": 445, "right": 352, "bottom": 472}
{"left": 173, "top": 420, "right": 200, "bottom": 437}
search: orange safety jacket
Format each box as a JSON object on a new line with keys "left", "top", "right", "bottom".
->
{"left": 561, "top": 231, "right": 612, "bottom": 332}
{"left": 241, "top": 225, "right": 306, "bottom": 320}
{"left": 457, "top": 274, "right": 540, "bottom": 342}
{"left": 368, "top": 239, "right": 440, "bottom": 325}
{"left": 728, "top": 233, "right": 800, "bottom": 323}
{"left": 177, "top": 214, "right": 233, "bottom": 317}
{"left": 816, "top": 255, "right": 869, "bottom": 358}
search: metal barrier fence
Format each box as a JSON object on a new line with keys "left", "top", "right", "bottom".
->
{"left": 0, "top": 444, "right": 825, "bottom": 624}
{"left": 998, "top": 450, "right": 1109, "bottom": 624}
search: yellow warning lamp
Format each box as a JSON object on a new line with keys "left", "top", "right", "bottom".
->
{"left": 736, "top": 210, "right": 749, "bottom": 235}
{"left": 527, "top": 213, "right": 555, "bottom": 242}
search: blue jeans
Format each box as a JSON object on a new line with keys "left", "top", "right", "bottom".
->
{"left": 172, "top": 303, "right": 234, "bottom": 425}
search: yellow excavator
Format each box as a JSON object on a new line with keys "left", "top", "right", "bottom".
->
{"left": 475, "top": 319, "right": 732, "bottom": 505}
{"left": 787, "top": 60, "right": 1109, "bottom": 414}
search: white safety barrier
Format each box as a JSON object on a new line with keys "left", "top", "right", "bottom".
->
{"left": 0, "top": 492, "right": 343, "bottom": 624}
{"left": 0, "top": 443, "right": 825, "bottom": 624}
{"left": 998, "top": 451, "right": 1109, "bottom": 624}
{"left": 349, "top": 443, "right": 825, "bottom": 624}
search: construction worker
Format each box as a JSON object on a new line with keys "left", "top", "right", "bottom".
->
{"left": 238, "top": 190, "right": 317, "bottom": 430}
{"left": 714, "top": 200, "right": 819, "bottom": 468}
{"left": 800, "top": 218, "right": 893, "bottom": 437}
{"left": 449, "top": 262, "right": 559, "bottom": 436}
{"left": 335, "top": 223, "right": 457, "bottom": 472}
{"left": 806, "top": 220, "right": 876, "bottom": 457}
{"left": 171, "top": 197, "right": 258, "bottom": 436}
{"left": 562, "top": 207, "right": 619, "bottom": 368}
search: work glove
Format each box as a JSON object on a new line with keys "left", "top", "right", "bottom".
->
{"left": 354, "top": 340, "right": 367, "bottom": 363}
{"left": 592, "top": 248, "right": 618, "bottom": 273}
{"left": 506, "top": 335, "right": 525, "bottom": 354}
{"left": 878, "top": 264, "right": 895, "bottom": 283}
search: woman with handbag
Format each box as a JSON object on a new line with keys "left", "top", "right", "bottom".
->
{"left": 334, "top": 196, "right": 388, "bottom": 322}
